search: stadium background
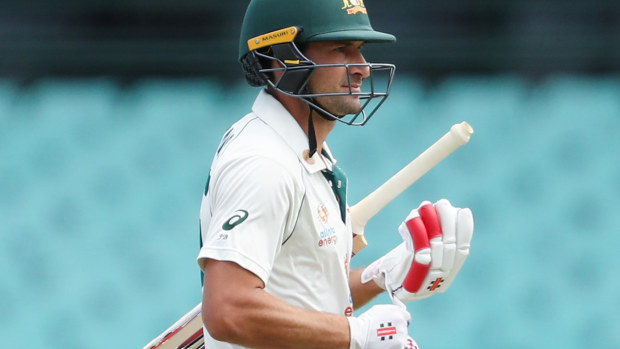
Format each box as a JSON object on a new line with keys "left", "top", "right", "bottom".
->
{"left": 1, "top": 0, "right": 619, "bottom": 348}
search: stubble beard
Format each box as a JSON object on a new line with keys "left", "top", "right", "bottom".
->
{"left": 314, "top": 95, "right": 362, "bottom": 117}
{"left": 308, "top": 77, "right": 364, "bottom": 117}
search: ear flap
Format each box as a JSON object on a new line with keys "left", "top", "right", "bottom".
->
{"left": 270, "top": 43, "right": 315, "bottom": 94}
{"left": 240, "top": 51, "right": 268, "bottom": 87}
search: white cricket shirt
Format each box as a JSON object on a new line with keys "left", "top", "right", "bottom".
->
{"left": 197, "top": 90, "right": 354, "bottom": 348}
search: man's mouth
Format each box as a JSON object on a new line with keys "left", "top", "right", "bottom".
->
{"left": 343, "top": 83, "right": 362, "bottom": 93}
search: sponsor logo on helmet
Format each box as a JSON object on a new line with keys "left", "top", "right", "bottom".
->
{"left": 248, "top": 26, "right": 299, "bottom": 51}
{"left": 341, "top": 0, "right": 367, "bottom": 14}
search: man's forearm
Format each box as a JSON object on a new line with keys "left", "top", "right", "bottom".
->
{"left": 202, "top": 259, "right": 352, "bottom": 349}
{"left": 205, "top": 286, "right": 352, "bottom": 349}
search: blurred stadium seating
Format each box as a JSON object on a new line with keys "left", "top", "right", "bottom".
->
{"left": 1, "top": 0, "right": 619, "bottom": 347}
{"left": 1, "top": 75, "right": 618, "bottom": 348}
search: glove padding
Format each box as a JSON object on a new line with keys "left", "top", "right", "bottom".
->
{"left": 361, "top": 199, "right": 474, "bottom": 302}
{"left": 347, "top": 304, "right": 413, "bottom": 349}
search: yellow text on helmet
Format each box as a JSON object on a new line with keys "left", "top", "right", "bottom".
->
{"left": 247, "top": 26, "right": 300, "bottom": 52}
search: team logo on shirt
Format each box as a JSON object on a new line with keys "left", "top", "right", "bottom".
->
{"left": 317, "top": 204, "right": 329, "bottom": 223}
{"left": 222, "top": 210, "right": 249, "bottom": 230}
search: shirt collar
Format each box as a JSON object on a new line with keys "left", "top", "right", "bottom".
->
{"left": 252, "top": 89, "right": 337, "bottom": 174}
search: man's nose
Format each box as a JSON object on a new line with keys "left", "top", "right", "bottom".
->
{"left": 349, "top": 52, "right": 371, "bottom": 79}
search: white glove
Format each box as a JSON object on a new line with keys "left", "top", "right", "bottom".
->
{"left": 404, "top": 337, "right": 420, "bottom": 349}
{"left": 347, "top": 304, "right": 412, "bottom": 349}
{"left": 361, "top": 199, "right": 474, "bottom": 302}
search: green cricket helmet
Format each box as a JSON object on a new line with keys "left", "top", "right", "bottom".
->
{"left": 239, "top": 0, "right": 397, "bottom": 126}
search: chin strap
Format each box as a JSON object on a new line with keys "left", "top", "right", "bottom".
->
{"left": 306, "top": 95, "right": 341, "bottom": 158}
{"left": 307, "top": 107, "right": 318, "bottom": 158}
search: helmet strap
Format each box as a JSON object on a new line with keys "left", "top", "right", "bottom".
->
{"left": 305, "top": 94, "right": 339, "bottom": 158}
{"left": 307, "top": 107, "right": 318, "bottom": 158}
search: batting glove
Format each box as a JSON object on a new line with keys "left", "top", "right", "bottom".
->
{"left": 347, "top": 304, "right": 413, "bottom": 349}
{"left": 405, "top": 337, "right": 420, "bottom": 349}
{"left": 361, "top": 199, "right": 474, "bottom": 302}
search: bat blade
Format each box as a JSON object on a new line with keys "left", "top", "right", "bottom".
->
{"left": 351, "top": 121, "right": 474, "bottom": 254}
{"left": 143, "top": 303, "right": 204, "bottom": 349}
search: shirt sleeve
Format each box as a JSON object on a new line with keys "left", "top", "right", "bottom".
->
{"left": 197, "top": 154, "right": 301, "bottom": 285}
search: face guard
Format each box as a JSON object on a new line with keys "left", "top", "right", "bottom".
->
{"left": 243, "top": 26, "right": 396, "bottom": 126}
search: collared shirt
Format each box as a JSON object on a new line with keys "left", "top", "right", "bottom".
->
{"left": 197, "top": 90, "right": 353, "bottom": 349}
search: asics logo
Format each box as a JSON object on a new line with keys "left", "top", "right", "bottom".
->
{"left": 222, "top": 210, "right": 249, "bottom": 230}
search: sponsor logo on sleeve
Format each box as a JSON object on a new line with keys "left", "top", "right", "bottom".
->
{"left": 222, "top": 210, "right": 249, "bottom": 231}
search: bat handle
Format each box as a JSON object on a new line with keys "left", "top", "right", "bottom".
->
{"left": 350, "top": 121, "right": 473, "bottom": 255}
{"left": 352, "top": 233, "right": 368, "bottom": 256}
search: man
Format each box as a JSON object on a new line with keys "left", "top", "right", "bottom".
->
{"left": 197, "top": 1, "right": 474, "bottom": 348}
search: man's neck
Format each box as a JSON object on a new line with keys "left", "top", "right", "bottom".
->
{"left": 270, "top": 89, "right": 336, "bottom": 154}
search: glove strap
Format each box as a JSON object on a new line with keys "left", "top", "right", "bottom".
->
{"left": 347, "top": 316, "right": 365, "bottom": 349}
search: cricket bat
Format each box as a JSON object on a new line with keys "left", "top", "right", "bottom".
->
{"left": 351, "top": 121, "right": 474, "bottom": 254}
{"left": 142, "top": 303, "right": 204, "bottom": 349}
{"left": 143, "top": 121, "right": 474, "bottom": 349}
